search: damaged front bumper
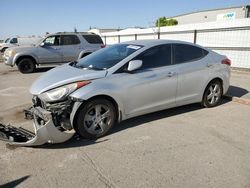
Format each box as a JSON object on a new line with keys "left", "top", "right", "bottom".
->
{"left": 0, "top": 106, "right": 75, "bottom": 147}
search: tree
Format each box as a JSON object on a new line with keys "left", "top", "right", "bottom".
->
{"left": 155, "top": 17, "right": 178, "bottom": 27}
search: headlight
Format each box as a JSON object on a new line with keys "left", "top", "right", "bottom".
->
{"left": 39, "top": 81, "right": 90, "bottom": 102}
{"left": 5, "top": 49, "right": 16, "bottom": 57}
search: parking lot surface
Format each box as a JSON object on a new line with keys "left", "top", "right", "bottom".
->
{"left": 0, "top": 63, "right": 250, "bottom": 188}
{"left": 228, "top": 70, "right": 250, "bottom": 100}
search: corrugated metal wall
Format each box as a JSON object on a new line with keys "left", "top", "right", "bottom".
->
{"left": 102, "top": 18, "right": 250, "bottom": 69}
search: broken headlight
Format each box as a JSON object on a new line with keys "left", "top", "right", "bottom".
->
{"left": 39, "top": 81, "right": 90, "bottom": 102}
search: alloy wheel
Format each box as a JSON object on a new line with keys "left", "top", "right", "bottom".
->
{"left": 83, "top": 104, "right": 112, "bottom": 135}
{"left": 207, "top": 83, "right": 221, "bottom": 105}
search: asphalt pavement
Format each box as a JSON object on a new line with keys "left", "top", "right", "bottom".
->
{"left": 0, "top": 63, "right": 249, "bottom": 188}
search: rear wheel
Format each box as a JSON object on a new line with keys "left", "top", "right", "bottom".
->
{"left": 17, "top": 58, "right": 36, "bottom": 73}
{"left": 202, "top": 80, "right": 222, "bottom": 107}
{"left": 75, "top": 99, "right": 117, "bottom": 139}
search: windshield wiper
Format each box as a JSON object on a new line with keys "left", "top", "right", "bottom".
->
{"left": 71, "top": 62, "right": 105, "bottom": 70}
{"left": 69, "top": 61, "right": 78, "bottom": 67}
{"left": 87, "top": 66, "right": 105, "bottom": 70}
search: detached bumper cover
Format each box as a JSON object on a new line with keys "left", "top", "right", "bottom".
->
{"left": 0, "top": 107, "right": 74, "bottom": 147}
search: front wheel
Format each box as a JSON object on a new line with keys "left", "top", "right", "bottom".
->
{"left": 202, "top": 80, "right": 223, "bottom": 108}
{"left": 17, "top": 58, "right": 36, "bottom": 73}
{"left": 75, "top": 99, "right": 117, "bottom": 139}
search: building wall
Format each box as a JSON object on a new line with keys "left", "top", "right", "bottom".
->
{"left": 172, "top": 6, "right": 247, "bottom": 25}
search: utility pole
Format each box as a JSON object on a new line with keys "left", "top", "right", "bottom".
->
{"left": 157, "top": 18, "right": 160, "bottom": 39}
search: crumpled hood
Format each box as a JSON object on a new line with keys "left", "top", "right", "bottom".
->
{"left": 30, "top": 64, "right": 107, "bottom": 95}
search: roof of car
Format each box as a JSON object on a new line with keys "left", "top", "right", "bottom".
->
{"left": 53, "top": 32, "right": 97, "bottom": 35}
{"left": 122, "top": 39, "right": 197, "bottom": 47}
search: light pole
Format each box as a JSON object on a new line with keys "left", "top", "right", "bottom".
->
{"left": 157, "top": 18, "right": 160, "bottom": 39}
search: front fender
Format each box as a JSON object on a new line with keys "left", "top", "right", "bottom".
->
{"left": 13, "top": 52, "right": 39, "bottom": 65}
{"left": 69, "top": 84, "right": 125, "bottom": 125}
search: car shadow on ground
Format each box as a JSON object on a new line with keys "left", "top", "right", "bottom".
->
{"left": 39, "top": 99, "right": 230, "bottom": 149}
{"left": 226, "top": 85, "right": 249, "bottom": 98}
{"left": 33, "top": 66, "right": 55, "bottom": 73}
{"left": 0, "top": 175, "right": 30, "bottom": 188}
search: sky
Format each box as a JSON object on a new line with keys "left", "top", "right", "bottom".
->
{"left": 0, "top": 0, "right": 249, "bottom": 39}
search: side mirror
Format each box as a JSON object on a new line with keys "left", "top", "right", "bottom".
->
{"left": 40, "top": 42, "right": 45, "bottom": 47}
{"left": 127, "top": 60, "right": 142, "bottom": 72}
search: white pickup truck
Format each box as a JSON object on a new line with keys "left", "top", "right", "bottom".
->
{"left": 0, "top": 36, "right": 42, "bottom": 53}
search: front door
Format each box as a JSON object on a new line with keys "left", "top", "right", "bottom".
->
{"left": 119, "top": 44, "right": 178, "bottom": 117}
{"left": 38, "top": 35, "right": 63, "bottom": 64}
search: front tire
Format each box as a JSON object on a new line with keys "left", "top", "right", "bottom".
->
{"left": 17, "top": 58, "right": 36, "bottom": 73}
{"left": 202, "top": 80, "right": 223, "bottom": 108}
{"left": 75, "top": 98, "right": 117, "bottom": 139}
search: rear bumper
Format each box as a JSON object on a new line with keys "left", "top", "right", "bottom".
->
{"left": 223, "top": 67, "right": 231, "bottom": 95}
{"left": 1, "top": 107, "right": 74, "bottom": 147}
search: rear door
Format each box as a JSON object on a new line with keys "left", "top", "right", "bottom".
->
{"left": 60, "top": 35, "right": 82, "bottom": 62}
{"left": 38, "top": 35, "right": 63, "bottom": 63}
{"left": 173, "top": 44, "right": 210, "bottom": 105}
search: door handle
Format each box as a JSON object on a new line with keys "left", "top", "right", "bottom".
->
{"left": 167, "top": 72, "right": 176, "bottom": 77}
{"left": 207, "top": 63, "right": 213, "bottom": 68}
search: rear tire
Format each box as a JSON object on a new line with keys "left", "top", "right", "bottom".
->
{"left": 17, "top": 58, "right": 36, "bottom": 73}
{"left": 75, "top": 98, "right": 117, "bottom": 139}
{"left": 202, "top": 80, "right": 223, "bottom": 108}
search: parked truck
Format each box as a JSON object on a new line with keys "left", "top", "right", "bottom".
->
{"left": 0, "top": 36, "right": 42, "bottom": 53}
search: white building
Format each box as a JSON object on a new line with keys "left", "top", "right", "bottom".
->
{"left": 169, "top": 5, "right": 250, "bottom": 25}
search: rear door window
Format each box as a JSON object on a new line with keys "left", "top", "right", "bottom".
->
{"left": 61, "top": 35, "right": 80, "bottom": 45}
{"left": 82, "top": 35, "right": 103, "bottom": 44}
{"left": 173, "top": 44, "right": 208, "bottom": 64}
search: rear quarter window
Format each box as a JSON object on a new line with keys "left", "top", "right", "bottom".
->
{"left": 173, "top": 44, "right": 208, "bottom": 64}
{"left": 82, "top": 35, "right": 103, "bottom": 44}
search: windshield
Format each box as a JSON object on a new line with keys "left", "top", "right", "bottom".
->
{"left": 36, "top": 37, "right": 45, "bottom": 45}
{"left": 4, "top": 38, "right": 10, "bottom": 43}
{"left": 75, "top": 44, "right": 143, "bottom": 70}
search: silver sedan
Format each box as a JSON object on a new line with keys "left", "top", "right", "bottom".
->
{"left": 18, "top": 39, "right": 231, "bottom": 145}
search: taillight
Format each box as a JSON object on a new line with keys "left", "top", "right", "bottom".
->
{"left": 101, "top": 44, "right": 106, "bottom": 48}
{"left": 221, "top": 58, "right": 231, "bottom": 66}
